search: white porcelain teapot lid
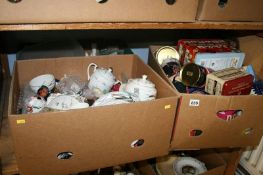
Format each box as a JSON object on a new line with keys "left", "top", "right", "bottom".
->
{"left": 127, "top": 75, "right": 155, "bottom": 88}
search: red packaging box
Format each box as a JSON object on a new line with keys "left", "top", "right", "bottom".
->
{"left": 205, "top": 67, "right": 253, "bottom": 96}
{"left": 177, "top": 39, "right": 233, "bottom": 65}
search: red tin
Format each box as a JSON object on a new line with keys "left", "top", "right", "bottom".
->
{"left": 220, "top": 75, "right": 253, "bottom": 95}
{"left": 205, "top": 67, "right": 253, "bottom": 96}
{"left": 177, "top": 39, "right": 234, "bottom": 65}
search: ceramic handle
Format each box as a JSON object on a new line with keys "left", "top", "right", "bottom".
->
{"left": 87, "top": 63, "right": 98, "bottom": 81}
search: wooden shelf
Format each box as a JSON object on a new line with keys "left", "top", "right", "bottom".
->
{"left": 0, "top": 22, "right": 263, "bottom": 31}
{"left": 0, "top": 118, "right": 18, "bottom": 175}
{"left": 0, "top": 77, "right": 18, "bottom": 175}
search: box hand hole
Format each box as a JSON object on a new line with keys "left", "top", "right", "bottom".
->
{"left": 96, "top": 0, "right": 108, "bottom": 4}
{"left": 216, "top": 110, "right": 243, "bottom": 121}
{"left": 57, "top": 152, "right": 73, "bottom": 160}
{"left": 166, "top": 0, "right": 176, "bottom": 5}
{"left": 131, "top": 139, "right": 144, "bottom": 148}
{"left": 7, "top": 0, "right": 22, "bottom": 3}
{"left": 190, "top": 129, "right": 203, "bottom": 136}
{"left": 243, "top": 128, "right": 254, "bottom": 135}
{"left": 218, "top": 0, "right": 228, "bottom": 8}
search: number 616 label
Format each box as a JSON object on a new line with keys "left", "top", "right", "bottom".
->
{"left": 189, "top": 99, "right": 200, "bottom": 107}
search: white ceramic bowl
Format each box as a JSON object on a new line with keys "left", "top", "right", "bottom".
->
{"left": 29, "top": 74, "right": 55, "bottom": 93}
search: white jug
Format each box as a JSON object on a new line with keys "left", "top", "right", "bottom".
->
{"left": 87, "top": 63, "right": 116, "bottom": 95}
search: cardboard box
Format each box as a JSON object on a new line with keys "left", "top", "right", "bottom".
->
{"left": 197, "top": 0, "right": 263, "bottom": 22}
{"left": 0, "top": 0, "right": 198, "bottom": 24}
{"left": 135, "top": 160, "right": 157, "bottom": 175}
{"left": 137, "top": 150, "right": 226, "bottom": 175}
{"left": 156, "top": 150, "right": 226, "bottom": 175}
{"left": 8, "top": 55, "right": 178, "bottom": 175}
{"left": 195, "top": 150, "right": 226, "bottom": 175}
{"left": 148, "top": 44, "right": 263, "bottom": 150}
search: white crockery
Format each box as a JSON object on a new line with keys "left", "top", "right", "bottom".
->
{"left": 92, "top": 91, "right": 131, "bottom": 107}
{"left": 27, "top": 96, "right": 46, "bottom": 113}
{"left": 29, "top": 74, "right": 55, "bottom": 93}
{"left": 47, "top": 95, "right": 89, "bottom": 111}
{"left": 87, "top": 63, "right": 116, "bottom": 95}
{"left": 125, "top": 75, "right": 157, "bottom": 102}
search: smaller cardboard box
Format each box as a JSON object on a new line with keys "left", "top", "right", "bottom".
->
{"left": 0, "top": 0, "right": 198, "bottom": 24}
{"left": 196, "top": 0, "right": 263, "bottom": 22}
{"left": 138, "top": 150, "right": 226, "bottom": 175}
{"left": 8, "top": 55, "right": 178, "bottom": 175}
{"left": 195, "top": 150, "right": 226, "bottom": 175}
{"left": 135, "top": 161, "right": 157, "bottom": 175}
{"left": 148, "top": 44, "right": 263, "bottom": 150}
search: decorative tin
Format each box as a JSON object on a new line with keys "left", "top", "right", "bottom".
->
{"left": 205, "top": 67, "right": 253, "bottom": 96}
{"left": 177, "top": 39, "right": 234, "bottom": 65}
{"left": 161, "top": 58, "right": 181, "bottom": 78}
{"left": 155, "top": 46, "right": 179, "bottom": 65}
{"left": 194, "top": 51, "right": 245, "bottom": 71}
{"left": 180, "top": 63, "right": 209, "bottom": 87}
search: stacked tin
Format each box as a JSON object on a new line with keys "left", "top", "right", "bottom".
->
{"left": 156, "top": 39, "right": 256, "bottom": 96}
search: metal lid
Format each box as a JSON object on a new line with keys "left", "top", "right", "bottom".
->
{"left": 155, "top": 46, "right": 179, "bottom": 65}
{"left": 180, "top": 63, "right": 201, "bottom": 87}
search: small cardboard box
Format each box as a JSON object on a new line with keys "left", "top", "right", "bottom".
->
{"left": 8, "top": 55, "right": 178, "bottom": 175}
{"left": 0, "top": 0, "right": 198, "bottom": 24}
{"left": 137, "top": 150, "right": 226, "bottom": 175}
{"left": 156, "top": 150, "right": 226, "bottom": 175}
{"left": 196, "top": 0, "right": 263, "bottom": 22}
{"left": 148, "top": 44, "right": 263, "bottom": 150}
{"left": 195, "top": 150, "right": 226, "bottom": 175}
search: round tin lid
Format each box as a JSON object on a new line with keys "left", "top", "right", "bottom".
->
{"left": 155, "top": 46, "right": 179, "bottom": 65}
{"left": 180, "top": 63, "right": 201, "bottom": 87}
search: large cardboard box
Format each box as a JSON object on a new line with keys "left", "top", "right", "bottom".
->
{"left": 196, "top": 0, "right": 263, "bottom": 22}
{"left": 148, "top": 41, "right": 263, "bottom": 149}
{"left": 0, "top": 0, "right": 198, "bottom": 24}
{"left": 8, "top": 55, "right": 178, "bottom": 175}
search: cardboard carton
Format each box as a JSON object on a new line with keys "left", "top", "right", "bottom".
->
{"left": 197, "top": 0, "right": 263, "bottom": 22}
{"left": 137, "top": 150, "right": 226, "bottom": 175}
{"left": 135, "top": 161, "right": 157, "bottom": 175}
{"left": 0, "top": 0, "right": 198, "bottom": 24}
{"left": 8, "top": 55, "right": 178, "bottom": 175}
{"left": 148, "top": 42, "right": 263, "bottom": 149}
{"left": 195, "top": 150, "right": 226, "bottom": 175}
{"left": 156, "top": 150, "right": 226, "bottom": 175}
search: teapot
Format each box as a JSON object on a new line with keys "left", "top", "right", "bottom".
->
{"left": 87, "top": 63, "right": 116, "bottom": 96}
{"left": 125, "top": 75, "right": 157, "bottom": 101}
